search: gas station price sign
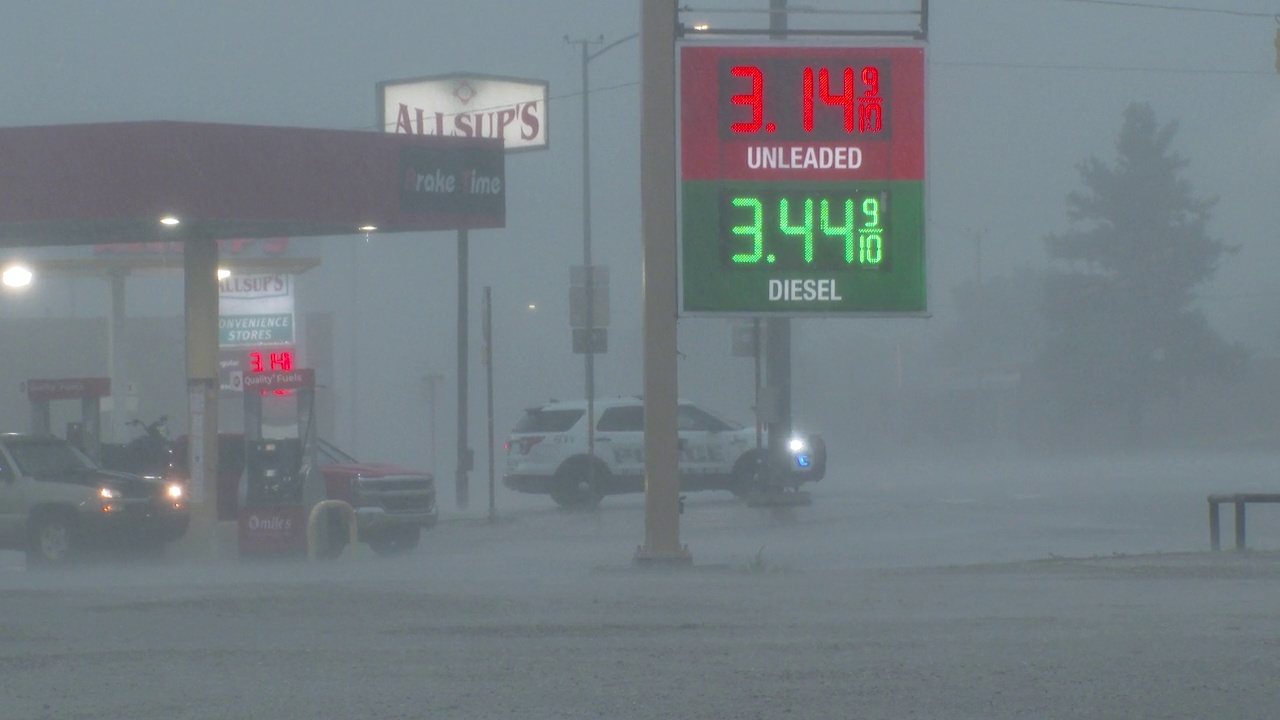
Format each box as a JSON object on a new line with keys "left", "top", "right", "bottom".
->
{"left": 679, "top": 44, "right": 926, "bottom": 315}
{"left": 247, "top": 349, "right": 294, "bottom": 374}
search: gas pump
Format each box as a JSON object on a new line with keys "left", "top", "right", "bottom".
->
{"left": 21, "top": 377, "right": 110, "bottom": 461}
{"left": 237, "top": 366, "right": 321, "bottom": 557}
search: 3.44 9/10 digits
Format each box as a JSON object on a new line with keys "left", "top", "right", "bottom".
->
{"left": 723, "top": 194, "right": 885, "bottom": 270}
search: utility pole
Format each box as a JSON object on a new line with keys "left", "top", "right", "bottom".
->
{"left": 566, "top": 32, "right": 637, "bottom": 495}
{"left": 636, "top": 0, "right": 688, "bottom": 565}
{"left": 570, "top": 35, "right": 601, "bottom": 492}
{"left": 581, "top": 37, "right": 596, "bottom": 491}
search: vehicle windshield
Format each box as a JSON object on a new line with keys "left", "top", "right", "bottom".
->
{"left": 513, "top": 408, "right": 584, "bottom": 433}
{"left": 316, "top": 438, "right": 359, "bottom": 465}
{"left": 688, "top": 404, "right": 746, "bottom": 432}
{"left": 5, "top": 436, "right": 98, "bottom": 477}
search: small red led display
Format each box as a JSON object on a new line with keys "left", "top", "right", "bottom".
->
{"left": 248, "top": 350, "right": 294, "bottom": 373}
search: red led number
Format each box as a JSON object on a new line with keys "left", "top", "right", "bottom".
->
{"left": 270, "top": 351, "right": 292, "bottom": 371}
{"left": 249, "top": 350, "right": 292, "bottom": 372}
{"left": 820, "top": 67, "right": 856, "bottom": 133}
{"left": 731, "top": 62, "right": 884, "bottom": 136}
{"left": 730, "top": 65, "right": 763, "bottom": 133}
{"left": 859, "top": 67, "right": 882, "bottom": 133}
{"left": 802, "top": 65, "right": 883, "bottom": 134}
{"left": 802, "top": 67, "right": 815, "bottom": 132}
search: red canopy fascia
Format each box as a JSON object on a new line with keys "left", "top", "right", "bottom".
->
{"left": 0, "top": 121, "right": 505, "bottom": 247}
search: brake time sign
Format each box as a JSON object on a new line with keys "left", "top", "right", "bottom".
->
{"left": 678, "top": 44, "right": 926, "bottom": 315}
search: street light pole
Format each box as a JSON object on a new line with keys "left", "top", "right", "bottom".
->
{"left": 349, "top": 237, "right": 360, "bottom": 457}
{"left": 567, "top": 31, "right": 638, "bottom": 488}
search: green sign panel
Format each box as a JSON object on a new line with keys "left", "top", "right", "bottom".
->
{"left": 679, "top": 44, "right": 927, "bottom": 315}
{"left": 219, "top": 314, "right": 294, "bottom": 345}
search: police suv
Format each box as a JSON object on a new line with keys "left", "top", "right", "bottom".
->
{"left": 503, "top": 397, "right": 825, "bottom": 508}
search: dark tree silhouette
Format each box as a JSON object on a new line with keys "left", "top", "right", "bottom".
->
{"left": 1031, "top": 102, "right": 1244, "bottom": 447}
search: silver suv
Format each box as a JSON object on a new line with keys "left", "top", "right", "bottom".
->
{"left": 0, "top": 434, "right": 190, "bottom": 566}
{"left": 503, "top": 397, "right": 825, "bottom": 508}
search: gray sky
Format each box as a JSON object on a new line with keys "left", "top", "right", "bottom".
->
{"left": 1, "top": 0, "right": 1276, "bottom": 482}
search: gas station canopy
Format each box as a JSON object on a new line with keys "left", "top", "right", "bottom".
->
{"left": 0, "top": 121, "right": 505, "bottom": 246}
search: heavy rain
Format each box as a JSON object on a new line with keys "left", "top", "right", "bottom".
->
{"left": 1, "top": 1, "right": 1279, "bottom": 718}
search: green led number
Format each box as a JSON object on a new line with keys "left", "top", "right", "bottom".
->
{"left": 726, "top": 193, "right": 888, "bottom": 269}
{"left": 730, "top": 197, "right": 764, "bottom": 264}
{"left": 860, "top": 197, "right": 883, "bottom": 265}
{"left": 779, "top": 197, "right": 814, "bottom": 263}
{"left": 862, "top": 197, "right": 880, "bottom": 227}
{"left": 820, "top": 199, "right": 856, "bottom": 264}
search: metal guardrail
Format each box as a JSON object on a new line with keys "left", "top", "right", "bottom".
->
{"left": 1207, "top": 493, "right": 1280, "bottom": 551}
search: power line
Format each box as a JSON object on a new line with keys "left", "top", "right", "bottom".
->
{"left": 359, "top": 39, "right": 1274, "bottom": 133}
{"left": 933, "top": 59, "right": 1273, "bottom": 75}
{"left": 946, "top": 2, "right": 1279, "bottom": 76}
{"left": 680, "top": 5, "right": 917, "bottom": 17}
{"left": 1043, "top": 0, "right": 1273, "bottom": 18}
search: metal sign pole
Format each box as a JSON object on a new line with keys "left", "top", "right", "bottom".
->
{"left": 483, "top": 286, "right": 496, "bottom": 523}
{"left": 764, "top": 0, "right": 793, "bottom": 491}
{"left": 456, "top": 228, "right": 470, "bottom": 510}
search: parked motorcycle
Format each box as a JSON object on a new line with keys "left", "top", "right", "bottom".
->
{"left": 98, "top": 416, "right": 173, "bottom": 479}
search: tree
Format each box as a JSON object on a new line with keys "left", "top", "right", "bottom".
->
{"left": 1031, "top": 102, "right": 1245, "bottom": 447}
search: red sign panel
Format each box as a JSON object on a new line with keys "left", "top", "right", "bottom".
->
{"left": 21, "top": 377, "right": 111, "bottom": 402}
{"left": 241, "top": 368, "right": 315, "bottom": 392}
{"left": 680, "top": 45, "right": 925, "bottom": 184}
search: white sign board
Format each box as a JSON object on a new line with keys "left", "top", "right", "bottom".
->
{"left": 378, "top": 73, "right": 549, "bottom": 152}
{"left": 218, "top": 273, "right": 295, "bottom": 346}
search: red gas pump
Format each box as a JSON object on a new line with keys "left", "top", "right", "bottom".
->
{"left": 21, "top": 377, "right": 110, "bottom": 461}
{"left": 236, "top": 366, "right": 320, "bottom": 557}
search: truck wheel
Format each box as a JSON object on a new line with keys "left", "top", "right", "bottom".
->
{"left": 368, "top": 526, "right": 420, "bottom": 557}
{"left": 730, "top": 450, "right": 768, "bottom": 499}
{"left": 550, "top": 458, "right": 604, "bottom": 510}
{"left": 26, "top": 511, "right": 80, "bottom": 567}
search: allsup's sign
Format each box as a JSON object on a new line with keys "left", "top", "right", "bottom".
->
{"left": 219, "top": 273, "right": 294, "bottom": 346}
{"left": 378, "top": 73, "right": 549, "bottom": 153}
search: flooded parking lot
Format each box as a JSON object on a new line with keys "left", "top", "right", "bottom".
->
{"left": 4, "top": 450, "right": 1280, "bottom": 719}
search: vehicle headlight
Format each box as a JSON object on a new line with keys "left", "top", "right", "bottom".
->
{"left": 787, "top": 436, "right": 807, "bottom": 454}
{"left": 166, "top": 483, "right": 184, "bottom": 501}
{"left": 99, "top": 486, "right": 122, "bottom": 500}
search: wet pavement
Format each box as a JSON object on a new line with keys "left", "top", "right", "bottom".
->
{"left": 3, "top": 449, "right": 1280, "bottom": 719}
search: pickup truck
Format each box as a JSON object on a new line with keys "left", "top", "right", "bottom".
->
{"left": 164, "top": 434, "right": 436, "bottom": 556}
